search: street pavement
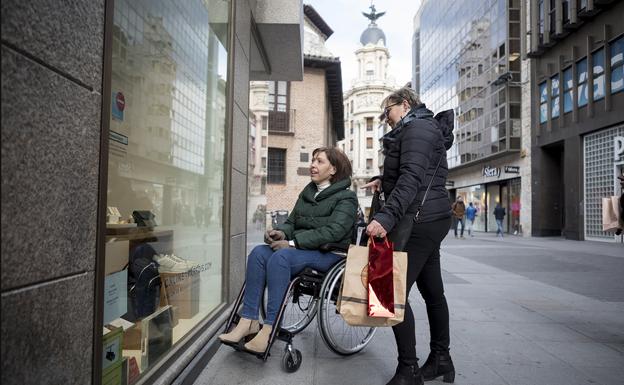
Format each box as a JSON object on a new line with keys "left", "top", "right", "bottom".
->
{"left": 193, "top": 232, "right": 624, "bottom": 385}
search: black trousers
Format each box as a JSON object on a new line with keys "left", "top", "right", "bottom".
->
{"left": 392, "top": 216, "right": 452, "bottom": 366}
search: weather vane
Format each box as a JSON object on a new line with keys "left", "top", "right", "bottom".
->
{"left": 362, "top": 2, "right": 385, "bottom": 25}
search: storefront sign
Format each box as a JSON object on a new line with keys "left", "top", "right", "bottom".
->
{"left": 615, "top": 136, "right": 624, "bottom": 161}
{"left": 482, "top": 166, "right": 500, "bottom": 178}
{"left": 504, "top": 166, "right": 520, "bottom": 174}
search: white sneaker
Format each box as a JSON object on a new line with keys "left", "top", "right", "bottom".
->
{"left": 154, "top": 254, "right": 190, "bottom": 273}
{"left": 167, "top": 254, "right": 200, "bottom": 268}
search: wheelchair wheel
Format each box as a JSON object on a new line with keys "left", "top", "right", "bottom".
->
{"left": 281, "top": 348, "right": 302, "bottom": 373}
{"left": 317, "top": 259, "right": 376, "bottom": 355}
{"left": 262, "top": 283, "right": 318, "bottom": 334}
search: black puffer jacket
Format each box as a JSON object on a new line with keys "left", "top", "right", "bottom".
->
{"left": 373, "top": 104, "right": 454, "bottom": 233}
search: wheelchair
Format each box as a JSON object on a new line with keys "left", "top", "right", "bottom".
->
{"left": 220, "top": 228, "right": 376, "bottom": 372}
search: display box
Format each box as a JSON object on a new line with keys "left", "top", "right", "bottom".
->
{"left": 160, "top": 271, "right": 200, "bottom": 321}
{"left": 102, "top": 326, "right": 123, "bottom": 379}
{"left": 105, "top": 240, "right": 130, "bottom": 275}
{"left": 102, "top": 361, "right": 123, "bottom": 385}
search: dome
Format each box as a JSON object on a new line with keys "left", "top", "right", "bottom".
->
{"left": 360, "top": 24, "right": 386, "bottom": 46}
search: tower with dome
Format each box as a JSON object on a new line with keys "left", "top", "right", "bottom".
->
{"left": 340, "top": 3, "right": 397, "bottom": 217}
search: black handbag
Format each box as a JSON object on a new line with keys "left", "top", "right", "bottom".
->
{"left": 132, "top": 210, "right": 157, "bottom": 227}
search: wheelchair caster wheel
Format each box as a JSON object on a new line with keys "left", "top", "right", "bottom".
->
{"left": 281, "top": 349, "right": 302, "bottom": 372}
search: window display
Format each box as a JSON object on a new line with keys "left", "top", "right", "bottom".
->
{"left": 102, "top": 0, "right": 230, "bottom": 382}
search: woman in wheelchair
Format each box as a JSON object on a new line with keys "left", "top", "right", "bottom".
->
{"left": 219, "top": 146, "right": 356, "bottom": 353}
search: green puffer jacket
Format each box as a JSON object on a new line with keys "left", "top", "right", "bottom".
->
{"left": 275, "top": 178, "right": 358, "bottom": 250}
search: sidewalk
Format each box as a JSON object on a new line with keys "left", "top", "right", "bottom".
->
{"left": 193, "top": 234, "right": 624, "bottom": 385}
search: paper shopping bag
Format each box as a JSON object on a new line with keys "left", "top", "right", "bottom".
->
{"left": 338, "top": 243, "right": 407, "bottom": 327}
{"left": 368, "top": 237, "right": 395, "bottom": 317}
{"left": 602, "top": 196, "right": 620, "bottom": 232}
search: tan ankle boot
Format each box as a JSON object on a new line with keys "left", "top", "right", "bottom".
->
{"left": 218, "top": 318, "right": 259, "bottom": 343}
{"left": 244, "top": 324, "right": 273, "bottom": 353}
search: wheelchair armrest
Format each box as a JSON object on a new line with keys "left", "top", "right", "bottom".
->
{"left": 319, "top": 242, "right": 350, "bottom": 253}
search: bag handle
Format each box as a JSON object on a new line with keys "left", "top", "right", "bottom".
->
{"left": 370, "top": 236, "right": 390, "bottom": 248}
{"left": 414, "top": 153, "right": 444, "bottom": 222}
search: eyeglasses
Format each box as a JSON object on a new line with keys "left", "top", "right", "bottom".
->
{"left": 379, "top": 102, "right": 402, "bottom": 121}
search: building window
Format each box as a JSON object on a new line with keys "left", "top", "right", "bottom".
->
{"left": 366, "top": 137, "right": 374, "bottom": 149}
{"left": 577, "top": 58, "right": 588, "bottom": 107}
{"left": 261, "top": 157, "right": 267, "bottom": 169}
{"left": 268, "top": 81, "right": 290, "bottom": 132}
{"left": 350, "top": 100, "right": 354, "bottom": 113}
{"left": 539, "top": 81, "right": 547, "bottom": 123}
{"left": 549, "top": 0, "right": 556, "bottom": 34}
{"left": 350, "top": 139, "right": 353, "bottom": 151}
{"left": 261, "top": 136, "right": 267, "bottom": 148}
{"left": 366, "top": 158, "right": 373, "bottom": 170}
{"left": 366, "top": 117, "right": 374, "bottom": 131}
{"left": 538, "top": 0, "right": 544, "bottom": 44}
{"left": 300, "top": 152, "right": 309, "bottom": 162}
{"left": 611, "top": 36, "right": 624, "bottom": 94}
{"left": 267, "top": 148, "right": 286, "bottom": 184}
{"left": 562, "top": 0, "right": 570, "bottom": 24}
{"left": 261, "top": 116, "right": 268, "bottom": 130}
{"left": 592, "top": 48, "right": 605, "bottom": 101}
{"left": 550, "top": 74, "right": 559, "bottom": 118}
{"left": 577, "top": 0, "right": 587, "bottom": 11}
{"left": 563, "top": 67, "right": 573, "bottom": 113}
{"left": 350, "top": 120, "right": 354, "bottom": 135}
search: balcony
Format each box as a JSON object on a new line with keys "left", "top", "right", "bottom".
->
{"left": 268, "top": 109, "right": 295, "bottom": 135}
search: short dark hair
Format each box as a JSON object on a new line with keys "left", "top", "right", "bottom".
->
{"left": 312, "top": 147, "right": 352, "bottom": 183}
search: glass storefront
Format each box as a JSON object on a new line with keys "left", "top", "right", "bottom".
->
{"left": 455, "top": 184, "right": 487, "bottom": 232}
{"left": 584, "top": 124, "right": 624, "bottom": 241}
{"left": 455, "top": 177, "right": 521, "bottom": 234}
{"left": 101, "top": 0, "right": 230, "bottom": 382}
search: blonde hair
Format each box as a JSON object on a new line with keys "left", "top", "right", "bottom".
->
{"left": 380, "top": 86, "right": 422, "bottom": 109}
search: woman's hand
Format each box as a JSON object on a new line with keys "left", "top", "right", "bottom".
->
{"left": 366, "top": 220, "right": 387, "bottom": 238}
{"left": 270, "top": 240, "right": 290, "bottom": 251}
{"left": 361, "top": 179, "right": 381, "bottom": 193}
{"left": 264, "top": 229, "right": 285, "bottom": 243}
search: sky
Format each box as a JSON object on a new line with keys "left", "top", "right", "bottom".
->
{"left": 307, "top": 0, "right": 422, "bottom": 88}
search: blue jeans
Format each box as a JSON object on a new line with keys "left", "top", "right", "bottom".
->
{"left": 240, "top": 245, "right": 342, "bottom": 325}
{"left": 496, "top": 219, "right": 504, "bottom": 236}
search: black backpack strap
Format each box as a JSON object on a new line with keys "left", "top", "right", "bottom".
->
{"left": 413, "top": 153, "right": 444, "bottom": 222}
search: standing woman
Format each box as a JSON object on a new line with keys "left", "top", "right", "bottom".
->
{"left": 364, "top": 87, "right": 455, "bottom": 385}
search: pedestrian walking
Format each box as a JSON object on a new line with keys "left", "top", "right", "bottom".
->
{"left": 451, "top": 196, "right": 466, "bottom": 239}
{"left": 465, "top": 202, "right": 477, "bottom": 237}
{"left": 363, "top": 86, "right": 455, "bottom": 385}
{"left": 494, "top": 202, "right": 506, "bottom": 237}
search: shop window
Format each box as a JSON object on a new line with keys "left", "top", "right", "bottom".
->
{"left": 611, "top": 36, "right": 624, "bottom": 94}
{"left": 366, "top": 137, "right": 374, "bottom": 149}
{"left": 539, "top": 81, "right": 547, "bottom": 123}
{"left": 563, "top": 67, "right": 573, "bottom": 113}
{"left": 103, "top": 0, "right": 230, "bottom": 382}
{"left": 551, "top": 74, "right": 560, "bottom": 118}
{"left": 592, "top": 48, "right": 605, "bottom": 101}
{"left": 267, "top": 148, "right": 286, "bottom": 184}
{"left": 577, "top": 58, "right": 588, "bottom": 107}
{"left": 366, "top": 117, "right": 374, "bottom": 131}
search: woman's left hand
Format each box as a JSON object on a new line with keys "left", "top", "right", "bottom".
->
{"left": 366, "top": 220, "right": 387, "bottom": 238}
{"left": 270, "top": 240, "right": 291, "bottom": 251}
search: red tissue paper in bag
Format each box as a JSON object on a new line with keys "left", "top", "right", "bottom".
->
{"left": 368, "top": 237, "right": 395, "bottom": 317}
